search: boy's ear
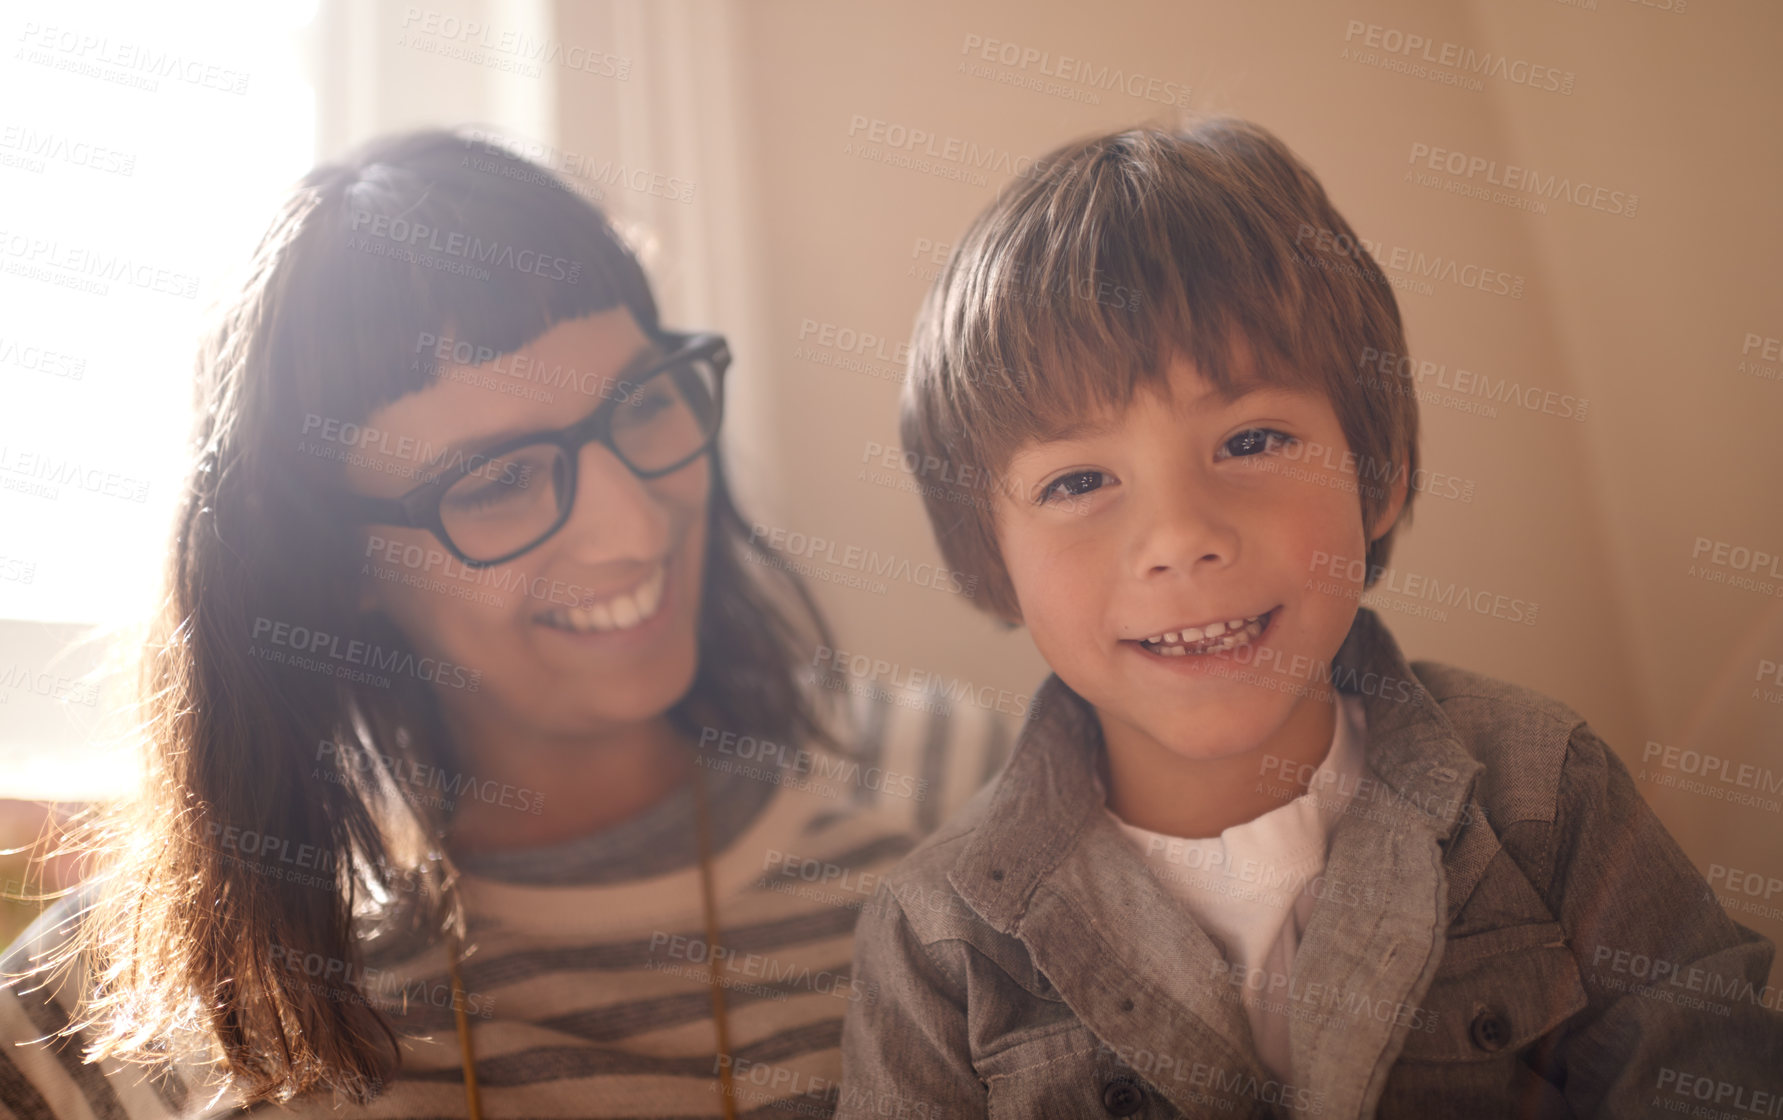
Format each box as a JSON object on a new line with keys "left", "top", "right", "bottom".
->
{"left": 1366, "top": 454, "right": 1413, "bottom": 543}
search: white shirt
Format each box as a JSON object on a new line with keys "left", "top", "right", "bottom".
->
{"left": 1107, "top": 691, "right": 1367, "bottom": 1080}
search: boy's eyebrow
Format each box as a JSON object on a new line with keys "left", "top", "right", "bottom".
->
{"left": 1036, "top": 379, "right": 1282, "bottom": 444}
{"left": 1038, "top": 414, "right": 1121, "bottom": 444}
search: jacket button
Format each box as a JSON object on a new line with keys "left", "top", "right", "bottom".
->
{"left": 1101, "top": 1078, "right": 1145, "bottom": 1116}
{"left": 1469, "top": 1007, "right": 1510, "bottom": 1052}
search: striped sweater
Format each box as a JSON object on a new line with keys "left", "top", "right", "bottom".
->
{"left": 0, "top": 693, "right": 1016, "bottom": 1119}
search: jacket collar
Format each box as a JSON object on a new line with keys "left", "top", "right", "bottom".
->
{"left": 948, "top": 607, "right": 1485, "bottom": 938}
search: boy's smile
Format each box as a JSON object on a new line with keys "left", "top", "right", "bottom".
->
{"left": 1132, "top": 606, "right": 1276, "bottom": 659}
{"left": 993, "top": 348, "right": 1407, "bottom": 838}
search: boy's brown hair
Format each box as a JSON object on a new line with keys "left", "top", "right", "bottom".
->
{"left": 900, "top": 118, "right": 1420, "bottom": 622}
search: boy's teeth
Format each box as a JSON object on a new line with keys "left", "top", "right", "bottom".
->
{"left": 1141, "top": 612, "right": 1268, "bottom": 655}
{"left": 541, "top": 564, "right": 666, "bottom": 634}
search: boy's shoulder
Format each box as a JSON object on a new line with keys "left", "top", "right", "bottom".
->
{"left": 857, "top": 777, "right": 1076, "bottom": 1002}
{"left": 871, "top": 774, "right": 997, "bottom": 895}
{"left": 1408, "top": 655, "right": 1585, "bottom": 730}
{"left": 863, "top": 777, "right": 1013, "bottom": 946}
{"left": 1402, "top": 655, "right": 1601, "bottom": 830}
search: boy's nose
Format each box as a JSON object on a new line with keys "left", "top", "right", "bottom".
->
{"left": 1130, "top": 477, "right": 1240, "bottom": 579}
{"left": 555, "top": 442, "right": 673, "bottom": 564}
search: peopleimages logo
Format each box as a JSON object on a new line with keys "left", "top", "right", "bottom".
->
{"left": 957, "top": 33, "right": 1190, "bottom": 107}
{"left": 1405, "top": 142, "right": 1637, "bottom": 218}
{"left": 301, "top": 413, "right": 534, "bottom": 486}
{"left": 811, "top": 645, "right": 1040, "bottom": 719}
{"left": 1341, "top": 19, "right": 1576, "bottom": 94}
{"left": 269, "top": 942, "right": 497, "bottom": 1019}
{"left": 459, "top": 130, "right": 695, "bottom": 204}
{"left": 0, "top": 125, "right": 137, "bottom": 176}
{"left": 1356, "top": 347, "right": 1588, "bottom": 422}
{"left": 0, "top": 227, "right": 201, "bottom": 299}
{"left": 1294, "top": 222, "right": 1524, "bottom": 300}
{"left": 1654, "top": 1068, "right": 1783, "bottom": 1116}
{"left": 0, "top": 443, "right": 151, "bottom": 503}
{"left": 314, "top": 740, "right": 545, "bottom": 816}
{"left": 1309, "top": 551, "right": 1540, "bottom": 625}
{"left": 347, "top": 209, "right": 582, "bottom": 284}
{"left": 845, "top": 114, "right": 1066, "bottom": 186}
{"left": 747, "top": 523, "right": 978, "bottom": 598}
{"left": 398, "top": 7, "right": 631, "bottom": 80}
{"left": 0, "top": 335, "right": 86, "bottom": 381}
{"left": 14, "top": 21, "right": 252, "bottom": 94}
{"left": 698, "top": 726, "right": 929, "bottom": 803}
{"left": 250, "top": 616, "right": 481, "bottom": 692}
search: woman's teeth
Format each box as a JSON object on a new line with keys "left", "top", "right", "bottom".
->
{"left": 1140, "top": 611, "right": 1271, "bottom": 656}
{"left": 539, "top": 564, "right": 666, "bottom": 634}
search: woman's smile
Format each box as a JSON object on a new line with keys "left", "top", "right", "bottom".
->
{"left": 534, "top": 558, "right": 668, "bottom": 634}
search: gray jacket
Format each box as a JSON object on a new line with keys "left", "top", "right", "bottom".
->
{"left": 838, "top": 608, "right": 1783, "bottom": 1119}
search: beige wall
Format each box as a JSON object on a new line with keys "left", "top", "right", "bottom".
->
{"left": 556, "top": 0, "right": 1783, "bottom": 974}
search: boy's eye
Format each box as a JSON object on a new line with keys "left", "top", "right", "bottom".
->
{"left": 1220, "top": 428, "right": 1294, "bottom": 459}
{"left": 1038, "top": 470, "right": 1106, "bottom": 505}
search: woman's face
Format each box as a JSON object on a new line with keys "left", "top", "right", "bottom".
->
{"left": 342, "top": 307, "right": 710, "bottom": 742}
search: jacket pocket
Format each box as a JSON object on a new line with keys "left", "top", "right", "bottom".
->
{"left": 978, "top": 1024, "right": 1194, "bottom": 1120}
{"left": 1377, "top": 922, "right": 1589, "bottom": 1119}
{"left": 1397, "top": 919, "right": 1589, "bottom": 1062}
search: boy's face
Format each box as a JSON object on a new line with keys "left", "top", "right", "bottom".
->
{"left": 992, "top": 350, "right": 1406, "bottom": 767}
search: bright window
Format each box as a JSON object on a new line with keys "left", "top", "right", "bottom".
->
{"left": 0, "top": 0, "right": 316, "bottom": 799}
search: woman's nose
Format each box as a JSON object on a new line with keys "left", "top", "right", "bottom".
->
{"left": 554, "top": 442, "right": 673, "bottom": 563}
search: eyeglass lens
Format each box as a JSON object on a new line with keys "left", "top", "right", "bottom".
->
{"left": 437, "top": 356, "right": 720, "bottom": 562}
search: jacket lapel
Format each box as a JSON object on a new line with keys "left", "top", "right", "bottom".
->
{"left": 947, "top": 674, "right": 1272, "bottom": 1112}
{"left": 1287, "top": 610, "right": 1489, "bottom": 1116}
{"left": 1018, "top": 812, "right": 1276, "bottom": 1112}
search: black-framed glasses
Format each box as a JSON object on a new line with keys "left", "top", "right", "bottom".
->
{"left": 341, "top": 330, "right": 729, "bottom": 568}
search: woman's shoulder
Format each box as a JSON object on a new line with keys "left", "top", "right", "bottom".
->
{"left": 700, "top": 689, "right": 1023, "bottom": 923}
{"left": 0, "top": 886, "right": 235, "bottom": 1120}
{"left": 792, "top": 679, "right": 1023, "bottom": 836}
{"left": 2, "top": 884, "right": 88, "bottom": 977}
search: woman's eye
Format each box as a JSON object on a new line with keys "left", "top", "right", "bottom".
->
{"left": 443, "top": 479, "right": 521, "bottom": 514}
{"left": 627, "top": 382, "right": 676, "bottom": 420}
{"left": 1038, "top": 470, "right": 1107, "bottom": 505}
{"left": 1221, "top": 428, "right": 1294, "bottom": 458}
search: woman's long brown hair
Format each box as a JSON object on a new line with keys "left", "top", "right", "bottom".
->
{"left": 10, "top": 129, "right": 839, "bottom": 1105}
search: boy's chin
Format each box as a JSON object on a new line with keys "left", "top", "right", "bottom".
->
{"left": 1153, "top": 733, "right": 1273, "bottom": 765}
{"left": 1118, "top": 705, "right": 1285, "bottom": 765}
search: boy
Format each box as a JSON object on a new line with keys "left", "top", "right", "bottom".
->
{"left": 837, "top": 120, "right": 1782, "bottom": 1118}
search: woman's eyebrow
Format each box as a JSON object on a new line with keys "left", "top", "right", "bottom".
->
{"left": 425, "top": 339, "right": 667, "bottom": 466}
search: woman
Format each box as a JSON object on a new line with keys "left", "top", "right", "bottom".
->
{"left": 0, "top": 129, "right": 985, "bottom": 1118}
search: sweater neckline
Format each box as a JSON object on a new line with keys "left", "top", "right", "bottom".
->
{"left": 450, "top": 750, "right": 777, "bottom": 887}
